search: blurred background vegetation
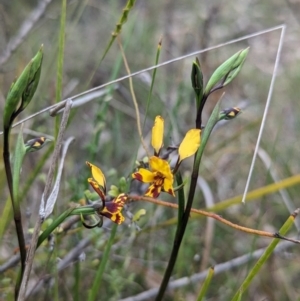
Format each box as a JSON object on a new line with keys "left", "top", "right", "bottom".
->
{"left": 1, "top": 0, "right": 300, "bottom": 300}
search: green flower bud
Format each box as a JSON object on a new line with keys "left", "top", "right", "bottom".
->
{"left": 19, "top": 45, "right": 43, "bottom": 114}
{"left": 119, "top": 176, "right": 127, "bottom": 192}
{"left": 204, "top": 48, "right": 249, "bottom": 96}
{"left": 3, "top": 45, "right": 43, "bottom": 129}
{"left": 132, "top": 209, "right": 146, "bottom": 222}
{"left": 191, "top": 57, "right": 203, "bottom": 108}
{"left": 108, "top": 185, "right": 120, "bottom": 197}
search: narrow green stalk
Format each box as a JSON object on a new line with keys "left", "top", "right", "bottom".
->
{"left": 97, "top": 0, "right": 136, "bottom": 67}
{"left": 3, "top": 129, "right": 26, "bottom": 296}
{"left": 230, "top": 209, "right": 299, "bottom": 301}
{"left": 88, "top": 224, "right": 118, "bottom": 301}
{"left": 37, "top": 206, "right": 95, "bottom": 248}
{"left": 84, "top": 0, "right": 136, "bottom": 87}
{"left": 196, "top": 267, "right": 214, "bottom": 301}
{"left": 156, "top": 100, "right": 221, "bottom": 300}
{"left": 55, "top": 0, "right": 67, "bottom": 137}
{"left": 175, "top": 172, "right": 185, "bottom": 229}
{"left": 0, "top": 145, "right": 54, "bottom": 243}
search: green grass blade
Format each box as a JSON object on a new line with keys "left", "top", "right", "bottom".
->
{"left": 88, "top": 224, "right": 118, "bottom": 301}
{"left": 230, "top": 209, "right": 299, "bottom": 301}
{"left": 196, "top": 266, "right": 214, "bottom": 301}
{"left": 97, "top": 0, "right": 136, "bottom": 66}
{"left": 55, "top": 0, "right": 67, "bottom": 137}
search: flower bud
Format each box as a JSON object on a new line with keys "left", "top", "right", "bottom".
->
{"left": 25, "top": 136, "right": 51, "bottom": 153}
{"left": 3, "top": 45, "right": 43, "bottom": 129}
{"left": 204, "top": 48, "right": 249, "bottom": 96}
{"left": 191, "top": 57, "right": 203, "bottom": 108}
{"left": 219, "top": 107, "right": 241, "bottom": 120}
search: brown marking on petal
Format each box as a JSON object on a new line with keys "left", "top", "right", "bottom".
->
{"left": 103, "top": 202, "right": 120, "bottom": 214}
{"left": 145, "top": 185, "right": 160, "bottom": 198}
{"left": 100, "top": 210, "right": 113, "bottom": 220}
{"left": 132, "top": 172, "right": 143, "bottom": 181}
{"left": 88, "top": 178, "right": 105, "bottom": 200}
{"left": 153, "top": 176, "right": 164, "bottom": 187}
{"left": 167, "top": 188, "right": 175, "bottom": 197}
{"left": 101, "top": 209, "right": 125, "bottom": 225}
{"left": 98, "top": 193, "right": 127, "bottom": 224}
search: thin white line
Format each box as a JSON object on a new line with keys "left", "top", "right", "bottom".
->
{"left": 241, "top": 24, "right": 286, "bottom": 203}
{"left": 0, "top": 24, "right": 285, "bottom": 134}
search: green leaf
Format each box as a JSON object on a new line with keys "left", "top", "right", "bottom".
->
{"left": 12, "top": 126, "right": 26, "bottom": 206}
{"left": 204, "top": 48, "right": 249, "bottom": 96}
{"left": 230, "top": 210, "right": 298, "bottom": 301}
{"left": 196, "top": 267, "right": 214, "bottom": 301}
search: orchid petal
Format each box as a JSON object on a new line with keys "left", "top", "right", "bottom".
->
{"left": 178, "top": 129, "right": 201, "bottom": 162}
{"left": 99, "top": 193, "right": 127, "bottom": 224}
{"left": 149, "top": 156, "right": 173, "bottom": 181}
{"left": 163, "top": 177, "right": 175, "bottom": 196}
{"left": 132, "top": 168, "right": 155, "bottom": 183}
{"left": 86, "top": 161, "right": 106, "bottom": 192}
{"left": 151, "top": 116, "right": 164, "bottom": 155}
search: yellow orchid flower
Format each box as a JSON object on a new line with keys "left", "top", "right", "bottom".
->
{"left": 132, "top": 116, "right": 201, "bottom": 198}
{"left": 132, "top": 156, "right": 175, "bottom": 198}
{"left": 86, "top": 161, "right": 126, "bottom": 225}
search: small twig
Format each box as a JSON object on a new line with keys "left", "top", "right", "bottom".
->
{"left": 17, "top": 99, "right": 72, "bottom": 301}
{"left": 128, "top": 195, "right": 300, "bottom": 243}
{"left": 0, "top": 0, "right": 53, "bottom": 66}
{"left": 0, "top": 254, "right": 21, "bottom": 273}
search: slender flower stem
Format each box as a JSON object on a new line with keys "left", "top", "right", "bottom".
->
{"left": 3, "top": 128, "right": 26, "bottom": 297}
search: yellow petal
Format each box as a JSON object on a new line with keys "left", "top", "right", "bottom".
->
{"left": 151, "top": 116, "right": 164, "bottom": 154}
{"left": 178, "top": 129, "right": 201, "bottom": 162}
{"left": 149, "top": 156, "right": 173, "bottom": 181}
{"left": 132, "top": 168, "right": 155, "bottom": 183}
{"left": 86, "top": 161, "right": 106, "bottom": 191}
{"left": 163, "top": 177, "right": 175, "bottom": 196}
